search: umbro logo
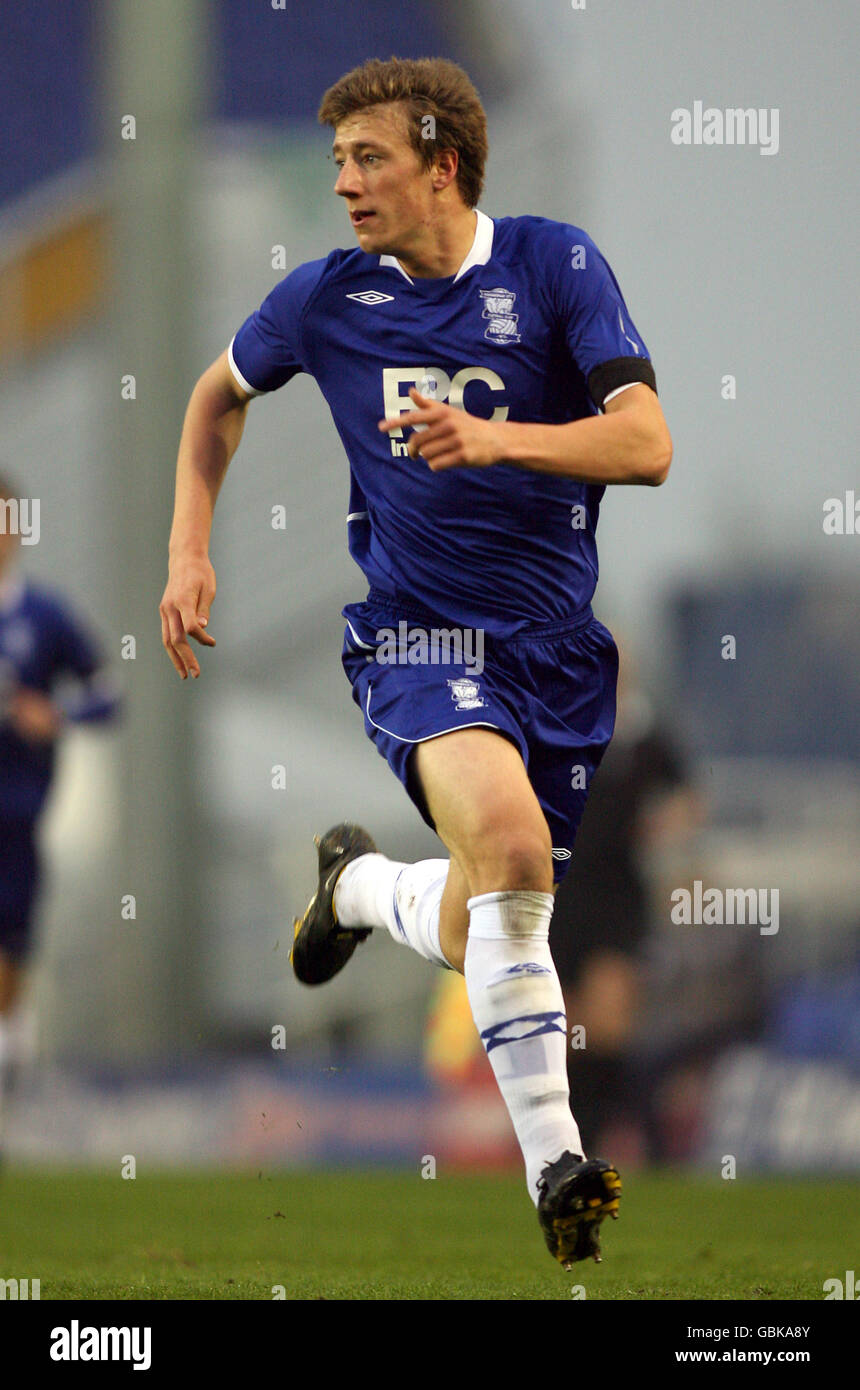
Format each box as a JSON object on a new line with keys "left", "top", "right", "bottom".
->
{"left": 346, "top": 290, "right": 395, "bottom": 305}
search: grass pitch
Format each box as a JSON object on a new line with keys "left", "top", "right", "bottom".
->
{"left": 0, "top": 1168, "right": 854, "bottom": 1300}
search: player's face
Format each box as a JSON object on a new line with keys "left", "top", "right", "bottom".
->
{"left": 332, "top": 106, "right": 436, "bottom": 257}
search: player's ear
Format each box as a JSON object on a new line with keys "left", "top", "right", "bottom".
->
{"left": 431, "top": 148, "right": 459, "bottom": 192}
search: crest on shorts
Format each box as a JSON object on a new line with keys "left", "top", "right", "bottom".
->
{"left": 447, "top": 676, "right": 485, "bottom": 710}
{"left": 479, "top": 287, "right": 521, "bottom": 345}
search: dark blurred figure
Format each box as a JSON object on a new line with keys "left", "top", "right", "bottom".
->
{"left": 550, "top": 644, "right": 702, "bottom": 1163}
{"left": 0, "top": 473, "right": 120, "bottom": 1149}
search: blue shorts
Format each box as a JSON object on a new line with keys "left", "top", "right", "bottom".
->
{"left": 0, "top": 818, "right": 40, "bottom": 960}
{"left": 341, "top": 592, "right": 618, "bottom": 884}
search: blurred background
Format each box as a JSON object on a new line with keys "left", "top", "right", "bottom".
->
{"left": 1, "top": 0, "right": 857, "bottom": 1175}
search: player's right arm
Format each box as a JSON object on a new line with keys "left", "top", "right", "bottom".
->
{"left": 162, "top": 258, "right": 320, "bottom": 676}
{"left": 160, "top": 350, "right": 253, "bottom": 679}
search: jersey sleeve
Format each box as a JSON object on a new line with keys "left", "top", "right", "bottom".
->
{"left": 552, "top": 227, "right": 658, "bottom": 413}
{"left": 49, "top": 597, "right": 121, "bottom": 724}
{"left": 50, "top": 598, "right": 101, "bottom": 680}
{"left": 228, "top": 257, "right": 327, "bottom": 395}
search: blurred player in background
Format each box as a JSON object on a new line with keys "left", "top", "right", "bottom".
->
{"left": 550, "top": 642, "right": 702, "bottom": 1162}
{"left": 0, "top": 473, "right": 120, "bottom": 1152}
{"left": 161, "top": 58, "right": 672, "bottom": 1268}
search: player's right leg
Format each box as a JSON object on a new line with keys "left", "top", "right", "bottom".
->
{"left": 0, "top": 819, "right": 39, "bottom": 1154}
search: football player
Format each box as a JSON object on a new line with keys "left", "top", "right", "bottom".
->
{"left": 161, "top": 57, "right": 671, "bottom": 1267}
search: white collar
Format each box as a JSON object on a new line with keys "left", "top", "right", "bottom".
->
{"left": 380, "top": 208, "right": 494, "bottom": 285}
{"left": 0, "top": 570, "right": 24, "bottom": 615}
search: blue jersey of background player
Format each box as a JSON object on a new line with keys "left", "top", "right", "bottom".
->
{"left": 161, "top": 57, "right": 672, "bottom": 1269}
{"left": 0, "top": 473, "right": 120, "bottom": 1135}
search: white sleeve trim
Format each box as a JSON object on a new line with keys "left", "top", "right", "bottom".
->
{"left": 602, "top": 381, "right": 641, "bottom": 407}
{"left": 227, "top": 335, "right": 265, "bottom": 397}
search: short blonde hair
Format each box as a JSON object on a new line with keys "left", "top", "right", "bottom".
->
{"left": 318, "top": 56, "right": 488, "bottom": 208}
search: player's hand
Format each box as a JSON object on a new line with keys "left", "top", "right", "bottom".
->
{"left": 159, "top": 553, "right": 217, "bottom": 680}
{"left": 378, "top": 388, "right": 506, "bottom": 470}
{"left": 7, "top": 687, "right": 64, "bottom": 743}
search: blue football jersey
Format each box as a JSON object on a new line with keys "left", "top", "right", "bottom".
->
{"left": 229, "top": 212, "right": 657, "bottom": 637}
{"left": 0, "top": 576, "right": 119, "bottom": 819}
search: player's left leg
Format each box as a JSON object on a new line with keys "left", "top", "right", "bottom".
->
{"left": 293, "top": 725, "right": 551, "bottom": 984}
{"left": 335, "top": 848, "right": 473, "bottom": 970}
{"left": 290, "top": 822, "right": 459, "bottom": 984}
{"left": 0, "top": 949, "right": 25, "bottom": 1151}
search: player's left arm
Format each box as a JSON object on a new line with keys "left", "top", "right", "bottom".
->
{"left": 7, "top": 671, "right": 119, "bottom": 745}
{"left": 379, "top": 383, "right": 672, "bottom": 485}
{"left": 6, "top": 607, "right": 121, "bottom": 744}
{"left": 6, "top": 687, "right": 65, "bottom": 743}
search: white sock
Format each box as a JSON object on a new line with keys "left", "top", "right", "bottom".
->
{"left": 334, "top": 854, "right": 451, "bottom": 969}
{"left": 465, "top": 889, "right": 585, "bottom": 1203}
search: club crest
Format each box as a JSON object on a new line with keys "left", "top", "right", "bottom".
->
{"left": 479, "top": 286, "right": 521, "bottom": 344}
{"left": 447, "top": 676, "right": 486, "bottom": 710}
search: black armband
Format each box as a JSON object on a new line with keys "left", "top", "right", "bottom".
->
{"left": 587, "top": 357, "right": 658, "bottom": 412}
